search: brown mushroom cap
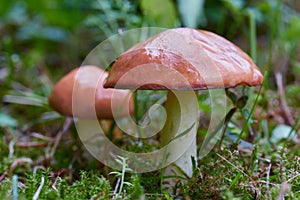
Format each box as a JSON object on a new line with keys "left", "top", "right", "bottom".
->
{"left": 104, "top": 28, "right": 263, "bottom": 90}
{"left": 49, "top": 65, "right": 133, "bottom": 119}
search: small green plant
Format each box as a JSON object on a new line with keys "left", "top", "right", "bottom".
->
{"left": 109, "top": 156, "right": 133, "bottom": 199}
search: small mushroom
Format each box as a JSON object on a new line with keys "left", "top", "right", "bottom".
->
{"left": 49, "top": 65, "right": 134, "bottom": 138}
{"left": 104, "top": 28, "right": 263, "bottom": 179}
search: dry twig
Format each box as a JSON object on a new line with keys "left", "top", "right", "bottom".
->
{"left": 275, "top": 72, "right": 294, "bottom": 125}
{"left": 32, "top": 176, "right": 45, "bottom": 200}
{"left": 266, "top": 163, "right": 272, "bottom": 200}
{"left": 50, "top": 117, "right": 73, "bottom": 158}
{"left": 277, "top": 182, "right": 290, "bottom": 200}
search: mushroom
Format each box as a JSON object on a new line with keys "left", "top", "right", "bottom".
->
{"left": 104, "top": 28, "right": 263, "bottom": 179}
{"left": 49, "top": 65, "right": 134, "bottom": 138}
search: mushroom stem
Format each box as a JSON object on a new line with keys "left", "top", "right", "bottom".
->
{"left": 161, "top": 90, "right": 198, "bottom": 179}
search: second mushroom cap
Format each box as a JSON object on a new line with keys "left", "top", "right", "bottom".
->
{"left": 49, "top": 65, "right": 134, "bottom": 119}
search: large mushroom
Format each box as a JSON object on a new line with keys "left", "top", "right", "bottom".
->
{"left": 49, "top": 65, "right": 134, "bottom": 138}
{"left": 104, "top": 28, "right": 263, "bottom": 179}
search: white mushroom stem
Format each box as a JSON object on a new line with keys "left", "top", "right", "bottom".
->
{"left": 161, "top": 90, "right": 198, "bottom": 178}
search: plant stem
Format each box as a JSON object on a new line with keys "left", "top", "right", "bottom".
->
{"left": 118, "top": 160, "right": 126, "bottom": 197}
{"left": 249, "top": 10, "right": 257, "bottom": 63}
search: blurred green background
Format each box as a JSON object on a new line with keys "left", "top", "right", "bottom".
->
{"left": 1, "top": 0, "right": 300, "bottom": 130}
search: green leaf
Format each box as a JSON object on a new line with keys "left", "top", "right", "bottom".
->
{"left": 123, "top": 182, "right": 133, "bottom": 186}
{"left": 109, "top": 172, "right": 121, "bottom": 176}
{"left": 3, "top": 91, "right": 48, "bottom": 107}
{"left": 140, "top": 0, "right": 178, "bottom": 27}
{"left": 115, "top": 158, "right": 124, "bottom": 166}
{"left": 229, "top": 172, "right": 241, "bottom": 189}
{"left": 0, "top": 112, "right": 18, "bottom": 127}
{"left": 167, "top": 123, "right": 195, "bottom": 144}
{"left": 225, "top": 89, "right": 238, "bottom": 103}
{"left": 241, "top": 108, "right": 253, "bottom": 124}
{"left": 125, "top": 168, "right": 133, "bottom": 172}
{"left": 177, "top": 0, "right": 205, "bottom": 28}
{"left": 222, "top": 0, "right": 245, "bottom": 14}
{"left": 235, "top": 95, "right": 248, "bottom": 109}
{"left": 285, "top": 16, "right": 300, "bottom": 42}
{"left": 270, "top": 124, "right": 296, "bottom": 144}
